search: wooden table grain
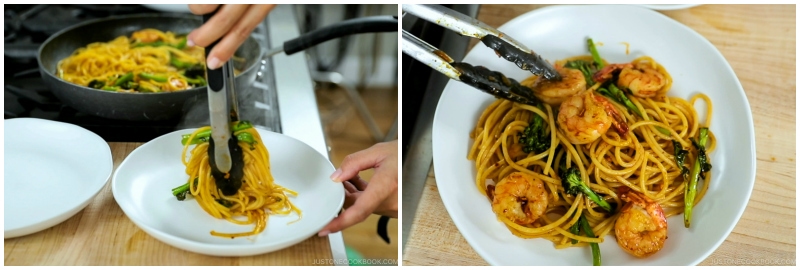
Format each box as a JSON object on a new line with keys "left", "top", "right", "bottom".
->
{"left": 403, "top": 4, "right": 796, "bottom": 266}
{"left": 4, "top": 142, "right": 334, "bottom": 266}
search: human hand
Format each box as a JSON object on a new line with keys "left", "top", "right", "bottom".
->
{"left": 319, "top": 140, "right": 398, "bottom": 237}
{"left": 187, "top": 4, "right": 276, "bottom": 69}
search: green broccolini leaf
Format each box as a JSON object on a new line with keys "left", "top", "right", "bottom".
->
{"left": 559, "top": 163, "right": 613, "bottom": 213}
{"left": 518, "top": 104, "right": 550, "bottom": 154}
{"left": 672, "top": 140, "right": 690, "bottom": 178}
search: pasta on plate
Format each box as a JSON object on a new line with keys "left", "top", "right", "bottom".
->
{"left": 469, "top": 38, "right": 714, "bottom": 265}
{"left": 172, "top": 121, "right": 302, "bottom": 238}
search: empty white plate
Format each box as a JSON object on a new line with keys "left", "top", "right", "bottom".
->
{"left": 112, "top": 128, "right": 345, "bottom": 256}
{"left": 4, "top": 118, "right": 112, "bottom": 238}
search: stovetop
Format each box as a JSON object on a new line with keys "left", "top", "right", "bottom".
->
{"left": 4, "top": 4, "right": 281, "bottom": 142}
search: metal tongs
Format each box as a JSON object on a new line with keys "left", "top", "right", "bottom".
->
{"left": 203, "top": 10, "right": 244, "bottom": 196}
{"left": 402, "top": 4, "right": 561, "bottom": 105}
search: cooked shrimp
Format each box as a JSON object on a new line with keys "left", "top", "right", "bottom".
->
{"left": 529, "top": 66, "right": 587, "bottom": 106}
{"left": 131, "top": 29, "right": 163, "bottom": 43}
{"left": 489, "top": 172, "right": 549, "bottom": 225}
{"left": 614, "top": 187, "right": 668, "bottom": 258}
{"left": 557, "top": 91, "right": 628, "bottom": 145}
{"left": 168, "top": 76, "right": 188, "bottom": 90}
{"left": 617, "top": 62, "right": 666, "bottom": 97}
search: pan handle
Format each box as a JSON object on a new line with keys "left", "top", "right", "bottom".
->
{"left": 281, "top": 15, "right": 397, "bottom": 56}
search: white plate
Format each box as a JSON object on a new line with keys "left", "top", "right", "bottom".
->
{"left": 142, "top": 4, "right": 192, "bottom": 13}
{"left": 431, "top": 5, "right": 756, "bottom": 266}
{"left": 4, "top": 118, "right": 112, "bottom": 238}
{"left": 638, "top": 4, "right": 702, "bottom": 10}
{"left": 112, "top": 128, "right": 344, "bottom": 256}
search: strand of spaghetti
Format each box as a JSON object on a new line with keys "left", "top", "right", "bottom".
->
{"left": 639, "top": 152, "right": 649, "bottom": 197}
{"left": 182, "top": 127, "right": 209, "bottom": 166}
{"left": 690, "top": 93, "right": 714, "bottom": 130}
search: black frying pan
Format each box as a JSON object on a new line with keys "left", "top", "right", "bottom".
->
{"left": 37, "top": 13, "right": 261, "bottom": 121}
{"left": 38, "top": 12, "right": 398, "bottom": 122}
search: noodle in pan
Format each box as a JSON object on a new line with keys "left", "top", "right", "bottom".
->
{"left": 57, "top": 29, "right": 210, "bottom": 93}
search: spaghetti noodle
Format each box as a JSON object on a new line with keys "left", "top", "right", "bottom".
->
{"left": 178, "top": 123, "right": 301, "bottom": 238}
{"left": 469, "top": 45, "right": 714, "bottom": 261}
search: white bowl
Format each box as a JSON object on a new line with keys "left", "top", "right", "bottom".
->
{"left": 432, "top": 4, "right": 756, "bottom": 266}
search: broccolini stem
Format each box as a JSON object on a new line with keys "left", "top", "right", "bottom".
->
{"left": 139, "top": 72, "right": 168, "bottom": 83}
{"left": 181, "top": 121, "right": 254, "bottom": 145}
{"left": 587, "top": 38, "right": 604, "bottom": 69}
{"left": 171, "top": 182, "right": 190, "bottom": 201}
{"left": 579, "top": 184, "right": 613, "bottom": 212}
{"left": 171, "top": 178, "right": 198, "bottom": 201}
{"left": 113, "top": 72, "right": 134, "bottom": 87}
{"left": 569, "top": 212, "right": 581, "bottom": 244}
{"left": 137, "top": 84, "right": 161, "bottom": 93}
{"left": 607, "top": 84, "right": 643, "bottom": 117}
{"left": 183, "top": 75, "right": 206, "bottom": 86}
{"left": 236, "top": 132, "right": 255, "bottom": 145}
{"left": 579, "top": 215, "right": 601, "bottom": 266}
{"left": 174, "top": 37, "right": 187, "bottom": 49}
{"left": 170, "top": 56, "right": 193, "bottom": 69}
{"left": 684, "top": 127, "right": 710, "bottom": 228}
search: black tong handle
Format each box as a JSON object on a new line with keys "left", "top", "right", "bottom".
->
{"left": 202, "top": 10, "right": 224, "bottom": 92}
{"left": 283, "top": 15, "right": 397, "bottom": 55}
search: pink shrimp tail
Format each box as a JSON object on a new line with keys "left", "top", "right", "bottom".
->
{"left": 592, "top": 63, "right": 633, "bottom": 84}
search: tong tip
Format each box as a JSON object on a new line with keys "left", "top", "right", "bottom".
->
{"left": 481, "top": 35, "right": 561, "bottom": 81}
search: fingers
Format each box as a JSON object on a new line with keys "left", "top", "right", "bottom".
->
{"left": 320, "top": 176, "right": 395, "bottom": 235}
{"left": 319, "top": 185, "right": 387, "bottom": 236}
{"left": 203, "top": 4, "right": 275, "bottom": 69}
{"left": 330, "top": 142, "right": 392, "bottom": 183}
{"left": 348, "top": 177, "right": 368, "bottom": 191}
{"left": 188, "top": 4, "right": 219, "bottom": 15}
{"left": 187, "top": 4, "right": 249, "bottom": 47}
{"left": 342, "top": 180, "right": 358, "bottom": 209}
{"left": 343, "top": 180, "right": 359, "bottom": 193}
{"left": 368, "top": 167, "right": 399, "bottom": 218}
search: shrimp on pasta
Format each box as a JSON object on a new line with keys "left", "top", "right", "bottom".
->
{"left": 489, "top": 172, "right": 549, "bottom": 225}
{"left": 557, "top": 91, "right": 628, "bottom": 145}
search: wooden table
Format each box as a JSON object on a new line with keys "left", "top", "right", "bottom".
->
{"left": 403, "top": 4, "right": 796, "bottom": 266}
{"left": 5, "top": 143, "right": 334, "bottom": 266}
